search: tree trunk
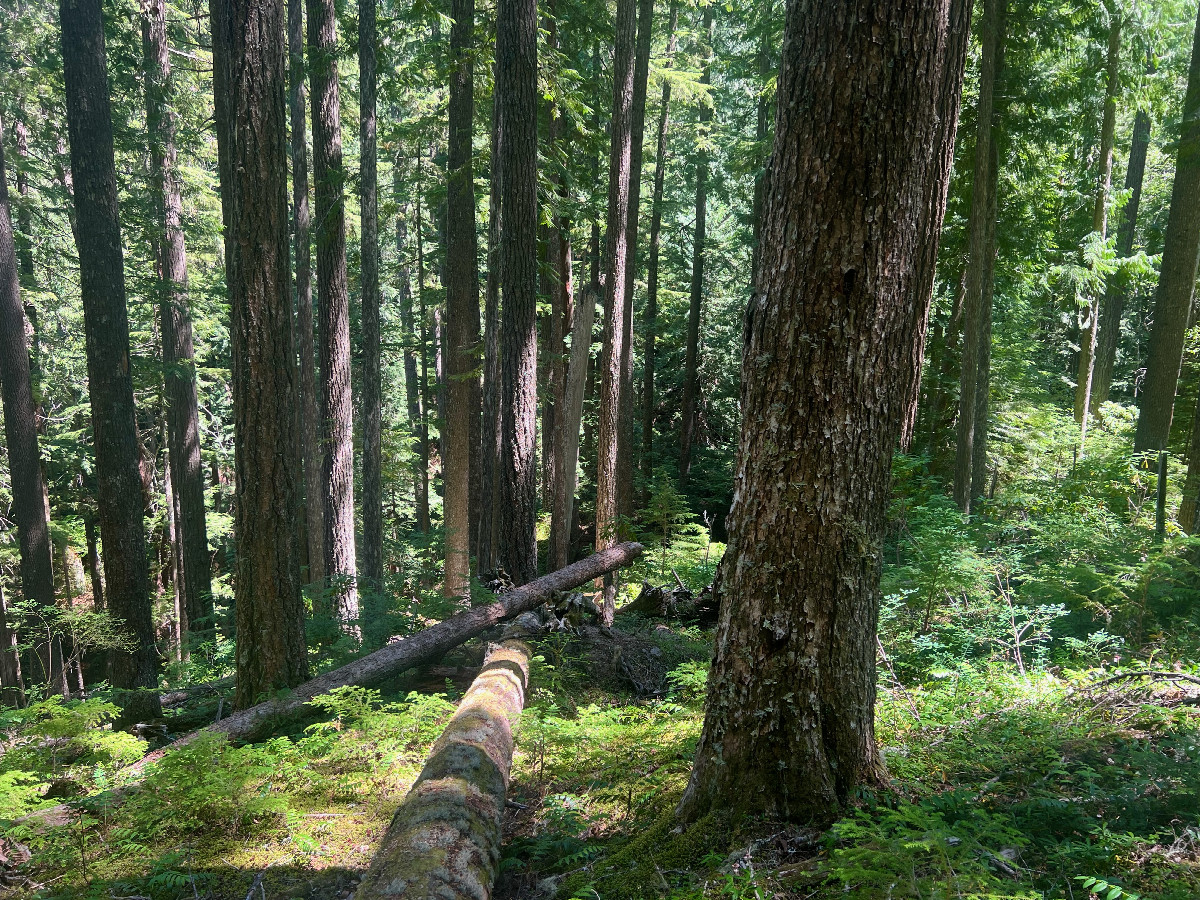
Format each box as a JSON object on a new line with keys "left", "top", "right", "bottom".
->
{"left": 307, "top": 0, "right": 358, "bottom": 622}
{"left": 748, "top": 0, "right": 774, "bottom": 290}
{"left": 143, "top": 0, "right": 213, "bottom": 641}
{"left": 542, "top": 5, "right": 565, "bottom": 527}
{"left": 590, "top": 41, "right": 602, "bottom": 288}
{"left": 355, "top": 640, "right": 530, "bottom": 900}
{"left": 14, "top": 117, "right": 34, "bottom": 291}
{"left": 640, "top": 0, "right": 679, "bottom": 500}
{"left": 444, "top": 0, "right": 480, "bottom": 599}
{"left": 360, "top": 0, "right": 384, "bottom": 599}
{"left": 1180, "top": 384, "right": 1200, "bottom": 532}
{"left": 478, "top": 97, "right": 502, "bottom": 572}
{"left": 396, "top": 188, "right": 431, "bottom": 535}
{"left": 495, "top": 0, "right": 539, "bottom": 586}
{"left": 677, "top": 0, "right": 969, "bottom": 826}
{"left": 59, "top": 0, "right": 161, "bottom": 725}
{"left": 971, "top": 137, "right": 999, "bottom": 498}
{"left": 1076, "top": 16, "right": 1122, "bottom": 440}
{"left": 595, "top": 0, "right": 638, "bottom": 622}
{"left": 1093, "top": 104, "right": 1151, "bottom": 410}
{"left": 0, "top": 579, "right": 24, "bottom": 707}
{"left": 288, "top": 0, "right": 325, "bottom": 588}
{"left": 550, "top": 283, "right": 600, "bottom": 571}
{"left": 679, "top": 5, "right": 713, "bottom": 479}
{"left": 1133, "top": 3, "right": 1200, "bottom": 455}
{"left": 85, "top": 514, "right": 105, "bottom": 610}
{"left": 211, "top": 0, "right": 310, "bottom": 709}
{"left": 952, "top": 0, "right": 1003, "bottom": 513}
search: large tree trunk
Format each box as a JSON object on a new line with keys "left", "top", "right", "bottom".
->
{"left": 307, "top": 0, "right": 358, "bottom": 622}
{"left": 495, "top": 0, "right": 539, "bottom": 586}
{"left": 677, "top": 0, "right": 969, "bottom": 826}
{"left": 595, "top": 0, "right": 638, "bottom": 623}
{"left": 356, "top": 640, "right": 530, "bottom": 900}
{"left": 210, "top": 0, "right": 310, "bottom": 710}
{"left": 679, "top": 5, "right": 713, "bottom": 480}
{"left": 143, "top": 0, "right": 213, "bottom": 641}
{"left": 60, "top": 0, "right": 161, "bottom": 726}
{"left": 640, "top": 0, "right": 680, "bottom": 499}
{"left": 360, "top": 0, "right": 384, "bottom": 599}
{"left": 952, "top": 0, "right": 1003, "bottom": 513}
{"left": 550, "top": 283, "right": 600, "bottom": 571}
{"left": 444, "top": 0, "right": 481, "bottom": 599}
{"left": 478, "top": 96, "right": 502, "bottom": 572}
{"left": 1133, "top": 4, "right": 1200, "bottom": 455}
{"left": 1093, "top": 104, "right": 1151, "bottom": 410}
{"left": 0, "top": 114, "right": 57, "bottom": 697}
{"left": 288, "top": 0, "right": 325, "bottom": 588}
{"left": 1076, "top": 16, "right": 1122, "bottom": 442}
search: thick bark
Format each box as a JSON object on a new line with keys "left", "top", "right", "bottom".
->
{"left": 542, "top": 6, "right": 565, "bottom": 527}
{"left": 1093, "top": 106, "right": 1151, "bottom": 409}
{"left": 60, "top": 0, "right": 161, "bottom": 725}
{"left": 307, "top": 0, "right": 358, "bottom": 620}
{"left": 444, "top": 0, "right": 480, "bottom": 598}
{"left": 595, "top": 0, "right": 638, "bottom": 622}
{"left": 143, "top": 0, "right": 213, "bottom": 639}
{"left": 1133, "top": 4, "right": 1200, "bottom": 454}
{"left": 495, "top": 0, "right": 539, "bottom": 586}
{"left": 550, "top": 283, "right": 600, "bottom": 571}
{"left": 640, "top": 0, "right": 680, "bottom": 498}
{"left": 1076, "top": 17, "right": 1122, "bottom": 438}
{"left": 677, "top": 0, "right": 969, "bottom": 825}
{"left": 953, "top": 0, "right": 1003, "bottom": 512}
{"left": 679, "top": 6, "right": 713, "bottom": 479}
{"left": 478, "top": 98, "right": 502, "bottom": 571}
{"left": 0, "top": 114, "right": 57, "bottom": 696}
{"left": 289, "top": 0, "right": 325, "bottom": 587}
{"left": 360, "top": 0, "right": 384, "bottom": 595}
{"left": 210, "top": 0, "right": 310, "bottom": 709}
{"left": 355, "top": 640, "right": 530, "bottom": 900}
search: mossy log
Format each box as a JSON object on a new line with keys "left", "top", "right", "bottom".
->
{"left": 355, "top": 639, "right": 530, "bottom": 899}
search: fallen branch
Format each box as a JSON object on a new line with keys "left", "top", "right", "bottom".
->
{"left": 355, "top": 640, "right": 531, "bottom": 900}
{"left": 1085, "top": 669, "right": 1200, "bottom": 691}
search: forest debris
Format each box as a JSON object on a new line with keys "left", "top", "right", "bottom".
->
{"left": 354, "top": 640, "right": 531, "bottom": 900}
{"left": 617, "top": 579, "right": 719, "bottom": 626}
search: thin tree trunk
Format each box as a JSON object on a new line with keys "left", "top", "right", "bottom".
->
{"left": 211, "top": 0, "right": 311, "bottom": 709}
{"left": 417, "top": 188, "right": 433, "bottom": 535}
{"left": 641, "top": 0, "right": 679, "bottom": 500}
{"left": 678, "top": 0, "right": 969, "bottom": 826}
{"left": 0, "top": 579, "right": 24, "bottom": 707}
{"left": 360, "top": 0, "right": 384, "bottom": 599}
{"left": 14, "top": 118, "right": 34, "bottom": 291}
{"left": 307, "top": 0, "right": 358, "bottom": 623}
{"left": 748, "top": 0, "right": 774, "bottom": 289}
{"left": 971, "top": 137, "right": 999, "bottom": 498}
{"left": 952, "top": 0, "right": 1003, "bottom": 512}
{"left": 542, "top": 4, "right": 563, "bottom": 523}
{"left": 395, "top": 188, "right": 430, "bottom": 536}
{"left": 1076, "top": 16, "right": 1122, "bottom": 443}
{"left": 143, "top": 0, "right": 213, "bottom": 640}
{"left": 590, "top": 41, "right": 601, "bottom": 287}
{"left": 495, "top": 0, "right": 539, "bottom": 586}
{"left": 679, "top": 5, "right": 713, "bottom": 479}
{"left": 478, "top": 100, "right": 502, "bottom": 572}
{"left": 85, "top": 514, "right": 105, "bottom": 610}
{"left": 1133, "top": 4, "right": 1200, "bottom": 455}
{"left": 59, "top": 0, "right": 161, "bottom": 725}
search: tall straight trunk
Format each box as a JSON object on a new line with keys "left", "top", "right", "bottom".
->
{"left": 60, "top": 0, "right": 161, "bottom": 724}
{"left": 0, "top": 580, "right": 24, "bottom": 707}
{"left": 678, "top": 0, "right": 970, "bottom": 826}
{"left": 640, "top": 0, "right": 679, "bottom": 498}
{"left": 971, "top": 138, "right": 999, "bottom": 497}
{"left": 14, "top": 118, "right": 34, "bottom": 290}
{"left": 478, "top": 100, "right": 502, "bottom": 571}
{"left": 495, "top": 0, "right": 539, "bottom": 585}
{"left": 0, "top": 113, "right": 57, "bottom": 696}
{"left": 1093, "top": 104, "right": 1151, "bottom": 409}
{"left": 595, "top": 0, "right": 638, "bottom": 622}
{"left": 1181, "top": 382, "right": 1200, "bottom": 531}
{"left": 289, "top": 0, "right": 325, "bottom": 587}
{"left": 143, "top": 0, "right": 213, "bottom": 639}
{"left": 589, "top": 41, "right": 602, "bottom": 287}
{"left": 210, "top": 0, "right": 310, "bottom": 708}
{"left": 444, "top": 0, "right": 480, "bottom": 598}
{"left": 541, "top": 5, "right": 564, "bottom": 524}
{"left": 360, "top": 0, "right": 383, "bottom": 597}
{"left": 618, "top": 0, "right": 655, "bottom": 517}
{"left": 1133, "top": 4, "right": 1200, "bottom": 455}
{"left": 1076, "top": 17, "right": 1122, "bottom": 440}
{"left": 952, "top": 0, "right": 1002, "bottom": 512}
{"left": 679, "top": 5, "right": 713, "bottom": 479}
{"left": 85, "top": 514, "right": 105, "bottom": 609}
{"left": 394, "top": 191, "right": 429, "bottom": 534}
{"left": 307, "top": 0, "right": 358, "bottom": 622}
{"left": 417, "top": 187, "right": 433, "bottom": 533}
{"left": 748, "top": 0, "right": 774, "bottom": 289}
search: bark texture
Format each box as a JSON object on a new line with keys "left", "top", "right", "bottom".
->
{"left": 307, "top": 0, "right": 358, "bottom": 618}
{"left": 210, "top": 0, "right": 310, "bottom": 709}
{"left": 60, "top": 0, "right": 162, "bottom": 724}
{"left": 355, "top": 640, "right": 530, "bottom": 899}
{"left": 677, "top": 0, "right": 969, "bottom": 825}
{"left": 495, "top": 0, "right": 540, "bottom": 586}
{"left": 1133, "top": 4, "right": 1200, "bottom": 454}
{"left": 478, "top": 100, "right": 502, "bottom": 572}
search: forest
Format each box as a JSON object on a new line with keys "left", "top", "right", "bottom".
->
{"left": 2, "top": 0, "right": 1200, "bottom": 896}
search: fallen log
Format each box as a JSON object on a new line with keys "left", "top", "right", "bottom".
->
{"left": 355, "top": 639, "right": 530, "bottom": 899}
{"left": 23, "top": 543, "right": 643, "bottom": 827}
